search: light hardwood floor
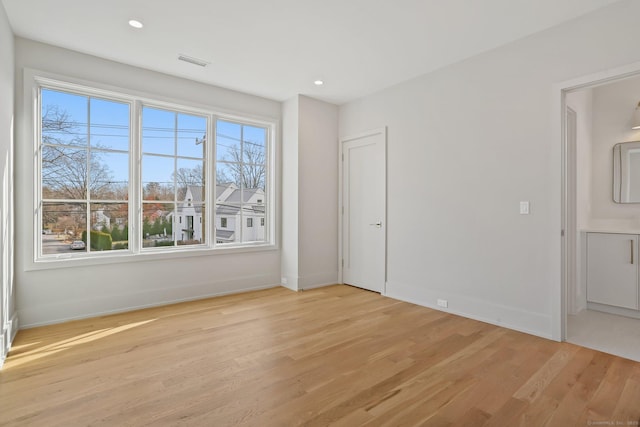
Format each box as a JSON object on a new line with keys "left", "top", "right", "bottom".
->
{"left": 1, "top": 285, "right": 639, "bottom": 426}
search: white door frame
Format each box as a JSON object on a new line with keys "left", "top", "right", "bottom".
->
{"left": 555, "top": 61, "right": 640, "bottom": 341}
{"left": 338, "top": 127, "right": 387, "bottom": 293}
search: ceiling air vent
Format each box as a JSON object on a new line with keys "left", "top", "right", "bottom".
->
{"left": 178, "top": 54, "right": 210, "bottom": 67}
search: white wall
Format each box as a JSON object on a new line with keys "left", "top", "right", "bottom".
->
{"left": 0, "top": 3, "right": 16, "bottom": 365}
{"left": 298, "top": 96, "right": 338, "bottom": 289}
{"left": 339, "top": 0, "right": 640, "bottom": 339}
{"left": 280, "top": 95, "right": 339, "bottom": 290}
{"left": 14, "top": 38, "right": 282, "bottom": 327}
{"left": 590, "top": 75, "right": 640, "bottom": 228}
{"left": 281, "top": 97, "right": 299, "bottom": 290}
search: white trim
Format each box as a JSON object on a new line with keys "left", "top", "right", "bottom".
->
{"left": 299, "top": 271, "right": 339, "bottom": 290}
{"left": 19, "top": 278, "right": 280, "bottom": 329}
{"left": 299, "top": 282, "right": 336, "bottom": 291}
{"left": 338, "top": 127, "right": 387, "bottom": 293}
{"left": 281, "top": 276, "right": 299, "bottom": 292}
{"left": 555, "top": 59, "right": 640, "bottom": 342}
{"left": 23, "top": 68, "right": 279, "bottom": 270}
{"left": 387, "top": 280, "right": 553, "bottom": 340}
{"left": 0, "top": 312, "right": 18, "bottom": 369}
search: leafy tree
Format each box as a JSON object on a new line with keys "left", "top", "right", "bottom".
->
{"left": 111, "top": 226, "right": 122, "bottom": 242}
{"left": 142, "top": 216, "right": 152, "bottom": 238}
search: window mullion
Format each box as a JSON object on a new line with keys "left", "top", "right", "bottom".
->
{"left": 208, "top": 116, "right": 215, "bottom": 248}
{"left": 239, "top": 124, "right": 244, "bottom": 243}
{"left": 86, "top": 96, "right": 91, "bottom": 252}
{"left": 131, "top": 100, "right": 142, "bottom": 254}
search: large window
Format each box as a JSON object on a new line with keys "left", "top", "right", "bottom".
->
{"left": 216, "top": 120, "right": 267, "bottom": 244}
{"left": 141, "top": 106, "right": 206, "bottom": 249}
{"left": 40, "top": 89, "right": 130, "bottom": 255}
{"left": 36, "top": 81, "right": 274, "bottom": 261}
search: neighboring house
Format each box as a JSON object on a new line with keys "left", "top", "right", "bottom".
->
{"left": 172, "top": 183, "right": 265, "bottom": 244}
{"left": 92, "top": 209, "right": 110, "bottom": 231}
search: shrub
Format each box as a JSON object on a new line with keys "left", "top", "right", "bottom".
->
{"left": 81, "top": 230, "right": 113, "bottom": 251}
{"left": 112, "top": 242, "right": 128, "bottom": 250}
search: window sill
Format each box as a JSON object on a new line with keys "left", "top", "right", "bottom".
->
{"left": 27, "top": 243, "right": 279, "bottom": 271}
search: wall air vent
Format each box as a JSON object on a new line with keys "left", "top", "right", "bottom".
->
{"left": 178, "top": 54, "right": 210, "bottom": 67}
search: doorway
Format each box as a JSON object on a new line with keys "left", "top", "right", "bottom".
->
{"left": 340, "top": 128, "right": 386, "bottom": 293}
{"left": 561, "top": 66, "right": 640, "bottom": 361}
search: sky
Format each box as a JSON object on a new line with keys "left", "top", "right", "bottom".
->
{"left": 41, "top": 88, "right": 266, "bottom": 189}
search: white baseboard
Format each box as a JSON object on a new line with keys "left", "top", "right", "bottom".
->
{"left": 299, "top": 271, "right": 338, "bottom": 290}
{"left": 0, "top": 335, "right": 4, "bottom": 369}
{"left": 19, "top": 276, "right": 279, "bottom": 329}
{"left": 385, "top": 280, "right": 553, "bottom": 340}
{"left": 281, "top": 275, "right": 299, "bottom": 291}
{"left": 587, "top": 302, "right": 640, "bottom": 319}
{"left": 1, "top": 312, "right": 18, "bottom": 369}
{"left": 300, "top": 281, "right": 337, "bottom": 290}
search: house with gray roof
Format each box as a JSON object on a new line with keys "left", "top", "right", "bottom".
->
{"left": 173, "top": 183, "right": 265, "bottom": 244}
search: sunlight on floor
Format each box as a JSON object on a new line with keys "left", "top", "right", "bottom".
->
{"left": 4, "top": 319, "right": 156, "bottom": 369}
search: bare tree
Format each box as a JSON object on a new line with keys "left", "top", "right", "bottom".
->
{"left": 220, "top": 143, "right": 265, "bottom": 189}
{"left": 174, "top": 163, "right": 204, "bottom": 188}
{"left": 41, "top": 107, "right": 116, "bottom": 200}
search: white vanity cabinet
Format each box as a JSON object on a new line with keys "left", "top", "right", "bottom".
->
{"left": 586, "top": 232, "right": 639, "bottom": 310}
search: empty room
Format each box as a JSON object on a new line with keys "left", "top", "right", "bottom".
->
{"left": 1, "top": 0, "right": 640, "bottom": 425}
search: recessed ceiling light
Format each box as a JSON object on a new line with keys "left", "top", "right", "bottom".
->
{"left": 128, "top": 19, "right": 144, "bottom": 29}
{"left": 314, "top": 80, "right": 324, "bottom": 86}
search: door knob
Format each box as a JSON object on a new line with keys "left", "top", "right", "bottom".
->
{"left": 369, "top": 222, "right": 382, "bottom": 228}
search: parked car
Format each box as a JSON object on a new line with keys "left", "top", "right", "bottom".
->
{"left": 70, "top": 240, "right": 86, "bottom": 250}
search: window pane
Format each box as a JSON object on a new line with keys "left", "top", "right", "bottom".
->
{"left": 216, "top": 120, "right": 241, "bottom": 162}
{"left": 241, "top": 162, "right": 265, "bottom": 190}
{"left": 41, "top": 202, "right": 87, "bottom": 255}
{"left": 90, "top": 203, "right": 128, "bottom": 251}
{"left": 216, "top": 161, "right": 239, "bottom": 189}
{"left": 177, "top": 114, "right": 206, "bottom": 158}
{"left": 142, "top": 107, "right": 175, "bottom": 155}
{"left": 216, "top": 157, "right": 265, "bottom": 190}
{"left": 176, "top": 204, "right": 205, "bottom": 245}
{"left": 41, "top": 89, "right": 87, "bottom": 147}
{"left": 142, "top": 155, "right": 175, "bottom": 200}
{"left": 176, "top": 158, "right": 205, "bottom": 201}
{"left": 90, "top": 98, "right": 130, "bottom": 151}
{"left": 242, "top": 204, "right": 265, "bottom": 243}
{"left": 243, "top": 125, "right": 266, "bottom": 165}
{"left": 90, "top": 151, "right": 129, "bottom": 200}
{"left": 42, "top": 145, "right": 88, "bottom": 200}
{"left": 143, "top": 203, "right": 174, "bottom": 248}
{"left": 215, "top": 203, "right": 239, "bottom": 244}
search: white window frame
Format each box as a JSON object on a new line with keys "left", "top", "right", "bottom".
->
{"left": 28, "top": 72, "right": 277, "bottom": 269}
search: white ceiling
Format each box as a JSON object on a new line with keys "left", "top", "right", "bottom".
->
{"left": 1, "top": 0, "right": 622, "bottom": 104}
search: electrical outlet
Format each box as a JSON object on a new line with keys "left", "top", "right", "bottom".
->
{"left": 437, "top": 299, "right": 448, "bottom": 308}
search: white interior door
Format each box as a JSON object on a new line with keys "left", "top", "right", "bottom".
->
{"left": 341, "top": 128, "right": 386, "bottom": 293}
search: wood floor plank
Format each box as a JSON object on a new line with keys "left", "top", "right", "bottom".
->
{"left": 1, "top": 284, "right": 639, "bottom": 426}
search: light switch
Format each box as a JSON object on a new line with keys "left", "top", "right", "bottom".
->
{"left": 520, "top": 201, "right": 530, "bottom": 215}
